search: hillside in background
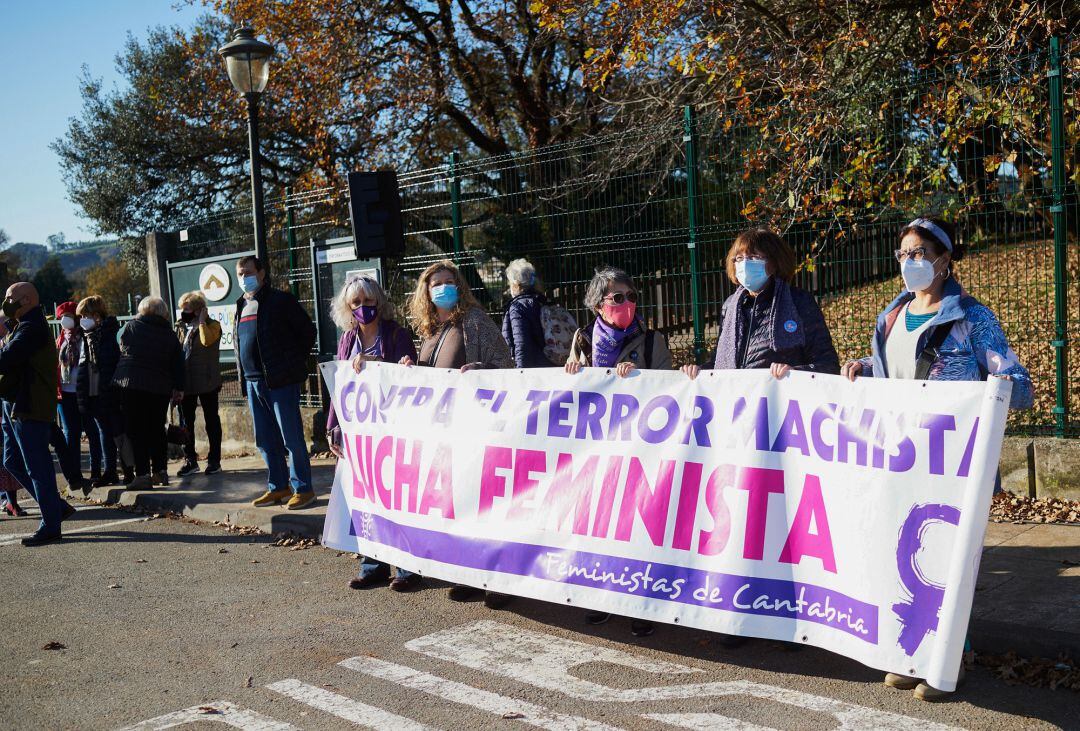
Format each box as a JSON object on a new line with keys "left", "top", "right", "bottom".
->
{"left": 4, "top": 241, "right": 120, "bottom": 283}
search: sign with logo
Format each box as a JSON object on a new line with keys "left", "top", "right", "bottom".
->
{"left": 199, "top": 263, "right": 231, "bottom": 302}
{"left": 167, "top": 250, "right": 255, "bottom": 363}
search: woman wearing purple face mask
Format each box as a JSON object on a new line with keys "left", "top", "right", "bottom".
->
{"left": 565, "top": 266, "right": 672, "bottom": 638}
{"left": 326, "top": 273, "right": 420, "bottom": 592}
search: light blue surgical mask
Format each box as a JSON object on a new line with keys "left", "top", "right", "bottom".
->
{"left": 430, "top": 283, "right": 459, "bottom": 309}
{"left": 736, "top": 258, "right": 770, "bottom": 292}
{"left": 239, "top": 274, "right": 261, "bottom": 294}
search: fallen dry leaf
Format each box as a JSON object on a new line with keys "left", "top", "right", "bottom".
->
{"left": 42, "top": 641, "right": 66, "bottom": 650}
{"left": 198, "top": 706, "right": 221, "bottom": 714}
{"left": 502, "top": 712, "right": 526, "bottom": 719}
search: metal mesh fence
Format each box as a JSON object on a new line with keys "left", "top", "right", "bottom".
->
{"left": 167, "top": 40, "right": 1077, "bottom": 437}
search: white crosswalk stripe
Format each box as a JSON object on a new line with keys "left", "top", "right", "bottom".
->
{"left": 341, "top": 655, "right": 623, "bottom": 731}
{"left": 267, "top": 678, "right": 436, "bottom": 730}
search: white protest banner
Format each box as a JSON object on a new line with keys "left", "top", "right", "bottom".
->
{"left": 320, "top": 361, "right": 1011, "bottom": 691}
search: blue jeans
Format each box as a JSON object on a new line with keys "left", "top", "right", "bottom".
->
{"left": 82, "top": 397, "right": 118, "bottom": 476}
{"left": 358, "top": 557, "right": 414, "bottom": 581}
{"left": 57, "top": 391, "right": 84, "bottom": 481}
{"left": 3, "top": 403, "right": 64, "bottom": 532}
{"left": 246, "top": 380, "right": 312, "bottom": 494}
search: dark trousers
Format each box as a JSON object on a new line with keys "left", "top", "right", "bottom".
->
{"left": 82, "top": 396, "right": 118, "bottom": 476}
{"left": 121, "top": 388, "right": 170, "bottom": 476}
{"left": 56, "top": 391, "right": 84, "bottom": 481}
{"left": 2, "top": 403, "right": 63, "bottom": 532}
{"left": 181, "top": 390, "right": 221, "bottom": 466}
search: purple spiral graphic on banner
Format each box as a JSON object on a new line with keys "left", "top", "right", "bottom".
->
{"left": 893, "top": 503, "right": 960, "bottom": 656}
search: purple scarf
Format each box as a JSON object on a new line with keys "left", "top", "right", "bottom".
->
{"left": 591, "top": 317, "right": 639, "bottom": 368}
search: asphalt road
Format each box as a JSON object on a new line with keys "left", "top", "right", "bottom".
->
{"left": 2, "top": 504, "right": 1077, "bottom": 731}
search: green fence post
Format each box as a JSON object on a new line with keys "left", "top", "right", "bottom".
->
{"left": 449, "top": 151, "right": 463, "bottom": 256}
{"left": 684, "top": 105, "right": 705, "bottom": 364}
{"left": 1048, "top": 37, "right": 1069, "bottom": 437}
{"left": 284, "top": 185, "right": 299, "bottom": 298}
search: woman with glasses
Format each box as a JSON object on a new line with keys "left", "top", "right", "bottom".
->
{"left": 683, "top": 228, "right": 839, "bottom": 383}
{"left": 565, "top": 266, "right": 672, "bottom": 637}
{"left": 841, "top": 216, "right": 1031, "bottom": 701}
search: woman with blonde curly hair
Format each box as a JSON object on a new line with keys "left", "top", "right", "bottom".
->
{"left": 333, "top": 273, "right": 420, "bottom": 592}
{"left": 383, "top": 259, "right": 512, "bottom": 607}
{"left": 396, "top": 260, "right": 512, "bottom": 372}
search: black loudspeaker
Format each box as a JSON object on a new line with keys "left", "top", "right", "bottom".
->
{"left": 347, "top": 170, "right": 404, "bottom": 258}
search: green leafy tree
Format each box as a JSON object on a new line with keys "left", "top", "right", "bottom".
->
{"left": 31, "top": 256, "right": 74, "bottom": 310}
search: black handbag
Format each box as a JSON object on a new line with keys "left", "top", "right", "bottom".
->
{"left": 166, "top": 405, "right": 189, "bottom": 446}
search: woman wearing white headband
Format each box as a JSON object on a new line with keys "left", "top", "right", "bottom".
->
{"left": 841, "top": 215, "right": 1033, "bottom": 701}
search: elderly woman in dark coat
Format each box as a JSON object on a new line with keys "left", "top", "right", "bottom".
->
{"left": 112, "top": 297, "right": 184, "bottom": 491}
{"left": 501, "top": 258, "right": 550, "bottom": 368}
{"left": 684, "top": 228, "right": 839, "bottom": 381}
{"left": 327, "top": 273, "right": 420, "bottom": 593}
{"left": 75, "top": 296, "right": 122, "bottom": 490}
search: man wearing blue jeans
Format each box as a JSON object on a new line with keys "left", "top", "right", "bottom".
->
{"left": 234, "top": 256, "right": 318, "bottom": 510}
{"left": 0, "top": 283, "right": 75, "bottom": 545}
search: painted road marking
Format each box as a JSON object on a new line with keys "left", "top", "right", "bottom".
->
{"left": 0, "top": 516, "right": 153, "bottom": 547}
{"left": 267, "top": 678, "right": 436, "bottom": 730}
{"left": 642, "top": 713, "right": 775, "bottom": 730}
{"left": 341, "top": 655, "right": 622, "bottom": 731}
{"left": 117, "top": 701, "right": 297, "bottom": 730}
{"left": 406, "top": 620, "right": 959, "bottom": 731}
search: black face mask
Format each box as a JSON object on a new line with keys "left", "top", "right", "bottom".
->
{"left": 1, "top": 299, "right": 20, "bottom": 318}
{"left": 180, "top": 311, "right": 196, "bottom": 323}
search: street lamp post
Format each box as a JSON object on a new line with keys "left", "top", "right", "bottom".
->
{"left": 218, "top": 27, "right": 275, "bottom": 267}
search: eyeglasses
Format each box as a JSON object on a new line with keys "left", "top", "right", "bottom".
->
{"left": 733, "top": 255, "right": 768, "bottom": 264}
{"left": 894, "top": 247, "right": 927, "bottom": 262}
{"left": 602, "top": 291, "right": 638, "bottom": 305}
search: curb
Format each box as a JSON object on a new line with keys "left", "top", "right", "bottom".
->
{"left": 77, "top": 485, "right": 327, "bottom": 538}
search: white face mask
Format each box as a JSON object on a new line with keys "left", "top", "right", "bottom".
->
{"left": 60, "top": 316, "right": 75, "bottom": 330}
{"left": 80, "top": 317, "right": 97, "bottom": 331}
{"left": 900, "top": 256, "right": 941, "bottom": 292}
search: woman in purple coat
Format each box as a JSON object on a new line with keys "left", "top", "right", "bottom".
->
{"left": 325, "top": 273, "right": 419, "bottom": 592}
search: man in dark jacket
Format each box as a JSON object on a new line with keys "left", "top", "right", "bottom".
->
{"left": 0, "top": 283, "right": 74, "bottom": 545}
{"left": 234, "top": 256, "right": 318, "bottom": 510}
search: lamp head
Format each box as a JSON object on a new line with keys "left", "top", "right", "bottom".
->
{"left": 218, "top": 26, "right": 275, "bottom": 95}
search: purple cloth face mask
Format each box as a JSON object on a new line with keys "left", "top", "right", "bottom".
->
{"left": 353, "top": 305, "right": 378, "bottom": 325}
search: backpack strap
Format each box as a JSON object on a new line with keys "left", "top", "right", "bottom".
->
{"left": 645, "top": 330, "right": 655, "bottom": 368}
{"left": 914, "top": 321, "right": 954, "bottom": 380}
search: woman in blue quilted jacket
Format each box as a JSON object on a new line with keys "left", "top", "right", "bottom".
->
{"left": 841, "top": 216, "right": 1032, "bottom": 409}
{"left": 501, "top": 258, "right": 550, "bottom": 368}
{"left": 842, "top": 215, "right": 1032, "bottom": 702}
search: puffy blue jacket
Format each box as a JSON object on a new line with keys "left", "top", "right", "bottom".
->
{"left": 857, "top": 277, "right": 1033, "bottom": 410}
{"left": 501, "top": 292, "right": 549, "bottom": 368}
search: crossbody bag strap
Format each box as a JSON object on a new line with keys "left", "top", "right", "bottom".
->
{"left": 420, "top": 323, "right": 453, "bottom": 367}
{"left": 914, "top": 321, "right": 954, "bottom": 381}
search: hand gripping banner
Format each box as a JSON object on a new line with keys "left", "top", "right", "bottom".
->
{"left": 320, "top": 361, "right": 1011, "bottom": 690}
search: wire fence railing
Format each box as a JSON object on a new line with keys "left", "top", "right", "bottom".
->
{"left": 163, "top": 38, "right": 1077, "bottom": 437}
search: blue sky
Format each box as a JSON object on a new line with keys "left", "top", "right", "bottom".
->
{"left": 0, "top": 0, "right": 207, "bottom": 245}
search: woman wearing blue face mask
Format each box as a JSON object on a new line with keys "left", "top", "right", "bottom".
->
{"left": 841, "top": 216, "right": 1032, "bottom": 702}
{"left": 683, "top": 228, "right": 839, "bottom": 383}
{"left": 400, "top": 260, "right": 513, "bottom": 608}
{"left": 682, "top": 227, "right": 839, "bottom": 650}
